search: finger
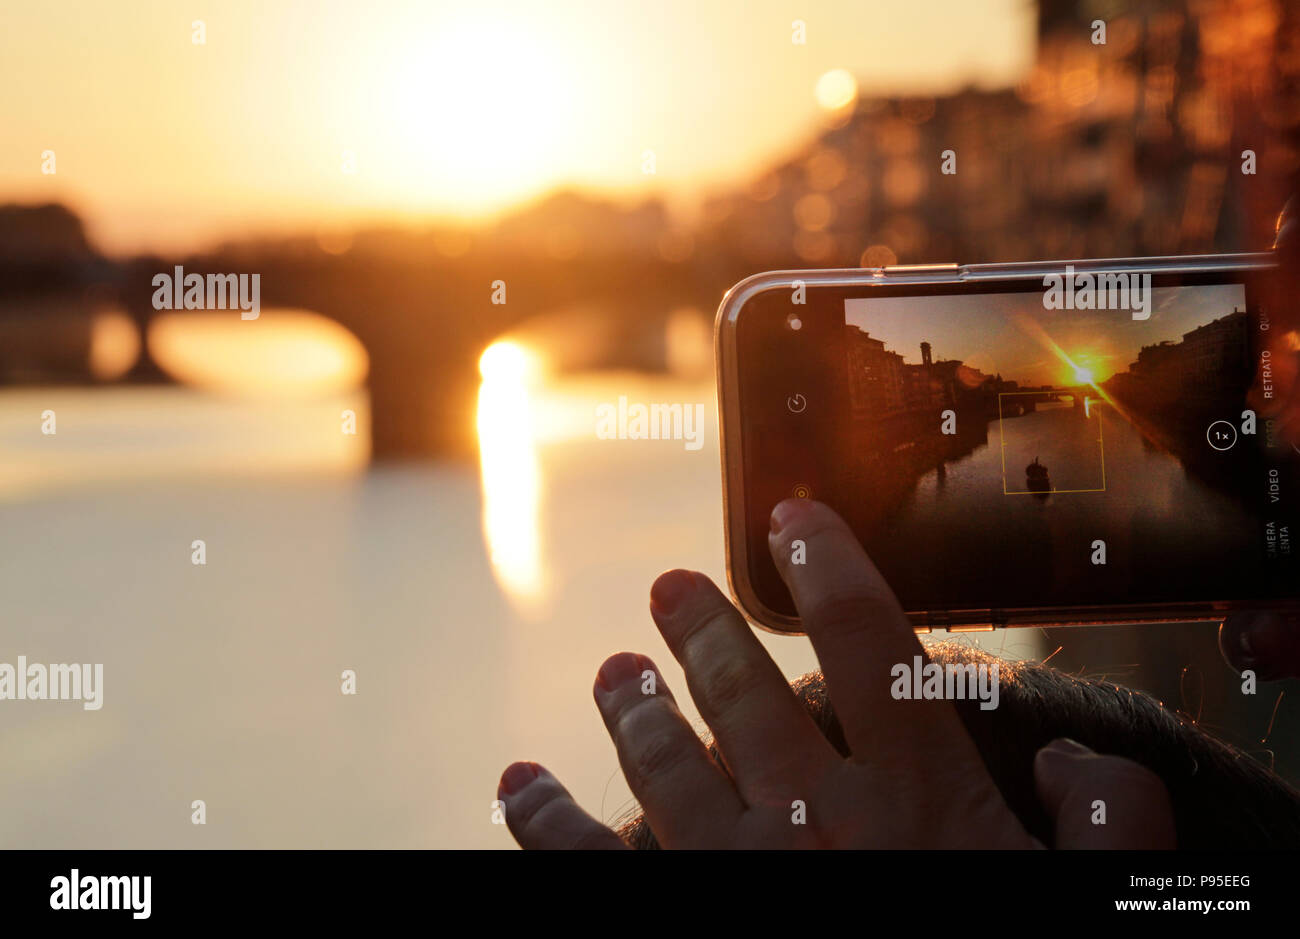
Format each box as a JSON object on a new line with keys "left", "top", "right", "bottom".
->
{"left": 497, "top": 762, "right": 628, "bottom": 850}
{"left": 768, "top": 498, "right": 965, "bottom": 759}
{"left": 593, "top": 650, "right": 744, "bottom": 847}
{"left": 647, "top": 570, "right": 837, "bottom": 804}
{"left": 1219, "top": 611, "right": 1300, "bottom": 681}
{"left": 1034, "top": 738, "right": 1176, "bottom": 849}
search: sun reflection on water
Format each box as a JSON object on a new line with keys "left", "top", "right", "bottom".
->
{"left": 476, "top": 341, "right": 546, "bottom": 612}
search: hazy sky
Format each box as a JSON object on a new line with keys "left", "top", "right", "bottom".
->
{"left": 0, "top": 0, "right": 1034, "bottom": 255}
{"left": 845, "top": 284, "right": 1249, "bottom": 387}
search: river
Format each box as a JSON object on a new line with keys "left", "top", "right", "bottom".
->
{"left": 2, "top": 322, "right": 1289, "bottom": 847}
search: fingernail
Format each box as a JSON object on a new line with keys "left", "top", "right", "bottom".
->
{"left": 1225, "top": 612, "right": 1297, "bottom": 681}
{"left": 650, "top": 569, "right": 696, "bottom": 616}
{"left": 1223, "top": 613, "right": 1263, "bottom": 667}
{"left": 1039, "top": 737, "right": 1094, "bottom": 761}
{"left": 1237, "top": 626, "right": 1256, "bottom": 662}
{"left": 596, "top": 652, "right": 642, "bottom": 692}
{"left": 771, "top": 497, "right": 813, "bottom": 534}
{"left": 500, "top": 761, "right": 540, "bottom": 795}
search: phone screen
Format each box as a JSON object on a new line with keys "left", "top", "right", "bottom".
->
{"left": 735, "top": 269, "right": 1298, "bottom": 623}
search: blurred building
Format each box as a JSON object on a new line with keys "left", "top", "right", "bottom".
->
{"left": 699, "top": 0, "right": 1298, "bottom": 268}
{"left": 1124, "top": 307, "right": 1250, "bottom": 392}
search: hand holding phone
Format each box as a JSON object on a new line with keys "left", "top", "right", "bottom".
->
{"left": 497, "top": 499, "right": 1177, "bottom": 850}
{"left": 717, "top": 251, "right": 1299, "bottom": 632}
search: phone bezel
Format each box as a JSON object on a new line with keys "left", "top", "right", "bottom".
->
{"left": 716, "top": 251, "right": 1294, "bottom": 635}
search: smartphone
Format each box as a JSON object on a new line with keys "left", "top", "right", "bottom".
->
{"left": 716, "top": 253, "right": 1300, "bottom": 633}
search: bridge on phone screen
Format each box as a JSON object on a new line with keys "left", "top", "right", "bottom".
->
{"left": 997, "top": 387, "right": 1095, "bottom": 417}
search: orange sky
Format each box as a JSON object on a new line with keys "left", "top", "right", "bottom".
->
{"left": 1, "top": 0, "right": 1033, "bottom": 255}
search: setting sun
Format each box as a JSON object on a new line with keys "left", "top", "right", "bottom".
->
{"left": 373, "top": 17, "right": 581, "bottom": 213}
{"left": 0, "top": 0, "right": 1033, "bottom": 254}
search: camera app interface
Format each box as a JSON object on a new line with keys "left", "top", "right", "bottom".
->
{"left": 761, "top": 278, "right": 1298, "bottom": 616}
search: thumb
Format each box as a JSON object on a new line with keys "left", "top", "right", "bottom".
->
{"left": 1034, "top": 738, "right": 1176, "bottom": 849}
{"left": 1219, "top": 611, "right": 1300, "bottom": 681}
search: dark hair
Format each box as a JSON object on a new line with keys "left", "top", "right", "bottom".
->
{"left": 616, "top": 641, "right": 1300, "bottom": 848}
